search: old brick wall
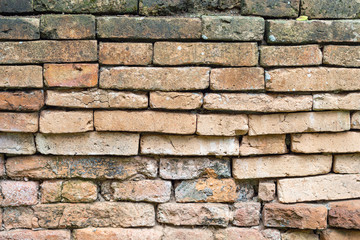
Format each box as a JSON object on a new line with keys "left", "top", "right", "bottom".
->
{"left": 0, "top": 0, "right": 359, "bottom": 239}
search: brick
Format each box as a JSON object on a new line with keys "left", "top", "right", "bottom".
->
{"left": 141, "top": 135, "right": 239, "bottom": 156}
{"left": 249, "top": 111, "right": 350, "bottom": 135}
{"left": 0, "top": 65, "right": 42, "bottom": 88}
{"left": 41, "top": 180, "right": 62, "bottom": 203}
{"left": 260, "top": 45, "right": 322, "bottom": 66}
{"left": 0, "top": 112, "right": 38, "bottom": 132}
{"left": 99, "top": 42, "right": 153, "bottom": 65}
{"left": 0, "top": 230, "right": 71, "bottom": 240}
{"left": 278, "top": 174, "right": 360, "bottom": 203}
{"left": 0, "top": 133, "right": 35, "bottom": 154}
{"left": 262, "top": 229, "right": 282, "bottom": 240}
{"left": 33, "top": 202, "right": 155, "bottom": 228}
{"left": 301, "top": 0, "right": 360, "bottom": 19}
{"left": 202, "top": 16, "right": 264, "bottom": 41}
{"left": 329, "top": 200, "right": 360, "bottom": 229}
{"left": 232, "top": 202, "right": 261, "bottom": 226}
{"left": 40, "top": 15, "right": 95, "bottom": 39}
{"left": 74, "top": 227, "right": 163, "bottom": 240}
{"left": 40, "top": 110, "right": 93, "bottom": 133}
{"left": 234, "top": 181, "right": 257, "bottom": 202}
{"left": 241, "top": 0, "right": 299, "bottom": 17}
{"left": 204, "top": 93, "right": 313, "bottom": 112}
{"left": 197, "top": 114, "right": 248, "bottom": 136}
{"left": 0, "top": 154, "right": 4, "bottom": 176}
{"left": 351, "top": 112, "right": 360, "bottom": 129}
{"left": 0, "top": 181, "right": 38, "bottom": 206}
{"left": 154, "top": 42, "right": 258, "bottom": 66}
{"left": 97, "top": 17, "right": 201, "bottom": 39}
{"left": 0, "top": 17, "right": 39, "bottom": 40}
{"left": 33, "top": 0, "right": 137, "bottom": 13}
{"left": 258, "top": 180, "right": 276, "bottom": 202}
{"left": 210, "top": 68, "right": 264, "bottom": 91}
{"left": 239, "top": 135, "right": 287, "bottom": 156}
{"left": 314, "top": 93, "right": 360, "bottom": 110}
{"left": 100, "top": 67, "right": 209, "bottom": 91}
{"left": 267, "top": 20, "right": 360, "bottom": 43}
{"left": 0, "top": 40, "right": 97, "bottom": 64}
{"left": 6, "top": 155, "right": 157, "bottom": 180}
{"left": 95, "top": 110, "right": 196, "bottom": 134}
{"left": 214, "top": 228, "right": 265, "bottom": 240}
{"left": 233, "top": 154, "right": 331, "bottom": 179}
{"left": 3, "top": 207, "right": 34, "bottom": 229}
{"left": 159, "top": 158, "right": 231, "bottom": 180}
{"left": 157, "top": 203, "right": 231, "bottom": 227}
{"left": 263, "top": 203, "right": 327, "bottom": 229}
{"left": 46, "top": 89, "right": 148, "bottom": 109}
{"left": 150, "top": 92, "right": 203, "bottom": 110}
{"left": 334, "top": 154, "right": 360, "bottom": 174}
{"left": 0, "top": 90, "right": 44, "bottom": 111}
{"left": 282, "top": 230, "right": 319, "bottom": 240}
{"left": 321, "top": 229, "right": 360, "bottom": 240}
{"left": 0, "top": 0, "right": 33, "bottom": 13}
{"left": 36, "top": 132, "right": 139, "bottom": 155}
{"left": 324, "top": 45, "right": 360, "bottom": 67}
{"left": 266, "top": 68, "right": 360, "bottom": 92}
{"left": 44, "top": 64, "right": 98, "bottom": 88}
{"left": 62, "top": 180, "right": 97, "bottom": 203}
{"left": 163, "top": 227, "right": 213, "bottom": 240}
{"left": 139, "top": 0, "right": 187, "bottom": 15}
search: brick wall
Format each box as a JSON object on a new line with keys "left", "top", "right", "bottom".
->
{"left": 0, "top": 0, "right": 360, "bottom": 239}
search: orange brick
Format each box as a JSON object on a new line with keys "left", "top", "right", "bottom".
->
{"left": 0, "top": 112, "right": 38, "bottom": 132}
{"left": 0, "top": 65, "right": 42, "bottom": 88}
{"left": 0, "top": 90, "right": 44, "bottom": 111}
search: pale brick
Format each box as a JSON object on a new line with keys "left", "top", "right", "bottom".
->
{"left": 163, "top": 227, "right": 213, "bottom": 240}
{"left": 232, "top": 202, "right": 261, "bottom": 226}
{"left": 301, "top": 0, "right": 360, "bottom": 19}
{"left": 261, "top": 229, "right": 281, "bottom": 240}
{"left": 351, "top": 112, "right": 360, "bottom": 129}
{"left": 0, "top": 230, "right": 71, "bottom": 240}
{"left": 197, "top": 114, "right": 248, "bottom": 136}
{"left": 154, "top": 42, "right": 258, "bottom": 66}
{"left": 329, "top": 200, "right": 360, "bottom": 230}
{"left": 239, "top": 135, "right": 287, "bottom": 156}
{"left": 321, "top": 229, "right": 360, "bottom": 240}
{"left": 41, "top": 180, "right": 62, "bottom": 203}
{"left": 99, "top": 42, "right": 153, "bottom": 65}
{"left": 0, "top": 0, "right": 33, "bottom": 13}
{"left": 0, "top": 154, "right": 4, "bottom": 176}
{"left": 214, "top": 228, "right": 265, "bottom": 240}
{"left": 278, "top": 174, "right": 360, "bottom": 203}
{"left": 73, "top": 227, "right": 163, "bottom": 240}
{"left": 150, "top": 92, "right": 203, "bottom": 110}
{"left": 0, "top": 17, "right": 39, "bottom": 40}
{"left": 141, "top": 135, "right": 239, "bottom": 156}
{"left": 95, "top": 111, "right": 196, "bottom": 134}
{"left": 233, "top": 154, "right": 331, "bottom": 179}
{"left": 0, "top": 65, "right": 42, "bottom": 88}
{"left": 0, "top": 133, "right": 36, "bottom": 154}
{"left": 242, "top": 0, "right": 300, "bottom": 17}
{"left": 324, "top": 46, "right": 360, "bottom": 67}
{"left": 62, "top": 180, "right": 97, "bottom": 203}
{"left": 0, "top": 112, "right": 38, "bottom": 132}
{"left": 100, "top": 67, "right": 209, "bottom": 91}
{"left": 36, "top": 132, "right": 139, "bottom": 155}
{"left": 0, "top": 181, "right": 38, "bottom": 206}
{"left": 334, "top": 154, "right": 360, "bottom": 174}
{"left": 3, "top": 207, "right": 34, "bottom": 230}
{"left": 258, "top": 180, "right": 276, "bottom": 202}
{"left": 282, "top": 230, "right": 319, "bottom": 240}
{"left": 0, "top": 90, "right": 44, "bottom": 111}
{"left": 314, "top": 93, "right": 360, "bottom": 110}
{"left": 204, "top": 93, "right": 313, "bottom": 112}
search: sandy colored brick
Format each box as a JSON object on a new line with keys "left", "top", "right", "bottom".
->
{"left": 141, "top": 135, "right": 239, "bottom": 156}
{"left": 3, "top": 207, "right": 34, "bottom": 230}
{"left": 150, "top": 92, "right": 203, "bottom": 110}
{"left": 314, "top": 93, "right": 360, "bottom": 110}
{"left": 163, "top": 227, "right": 213, "bottom": 240}
{"left": 264, "top": 203, "right": 327, "bottom": 229}
{"left": 0, "top": 230, "right": 71, "bottom": 240}
{"left": 329, "top": 200, "right": 360, "bottom": 230}
{"left": 95, "top": 110, "right": 196, "bottom": 134}
{"left": 324, "top": 45, "right": 360, "bottom": 67}
{"left": 0, "top": 154, "right": 4, "bottom": 176}
{"left": 0, "top": 0, "right": 33, "bottom": 13}
{"left": 0, "top": 181, "right": 38, "bottom": 206}
{"left": 46, "top": 89, "right": 148, "bottom": 109}
{"left": 278, "top": 174, "right": 360, "bottom": 203}
{"left": 157, "top": 203, "right": 231, "bottom": 227}
{"left": 232, "top": 202, "right": 261, "bottom": 226}
{"left": 73, "top": 227, "right": 163, "bottom": 240}
{"left": 204, "top": 93, "right": 313, "bottom": 112}
{"left": 239, "top": 135, "right": 287, "bottom": 156}
{"left": 41, "top": 180, "right": 62, "bottom": 203}
{"left": 0, "top": 65, "right": 42, "bottom": 88}
{"left": 351, "top": 112, "right": 360, "bottom": 129}
{"left": 258, "top": 180, "right": 276, "bottom": 202}
{"left": 36, "top": 132, "right": 139, "bottom": 155}
{"left": 44, "top": 64, "right": 98, "bottom": 88}
{"left": 301, "top": 0, "right": 360, "bottom": 19}
{"left": 214, "top": 228, "right": 265, "bottom": 240}
{"left": 260, "top": 45, "right": 322, "bottom": 66}
{"left": 282, "top": 230, "right": 319, "bottom": 240}
{"left": 100, "top": 67, "right": 209, "bottom": 91}
{"left": 0, "top": 112, "right": 38, "bottom": 132}
{"left": 0, "top": 133, "right": 36, "bottom": 154}
{"left": 99, "top": 42, "right": 153, "bottom": 65}
{"left": 197, "top": 114, "right": 248, "bottom": 136}
{"left": 321, "top": 229, "right": 360, "bottom": 240}
{"left": 0, "top": 17, "right": 39, "bottom": 40}
{"left": 233, "top": 154, "right": 331, "bottom": 179}
{"left": 154, "top": 42, "right": 258, "bottom": 66}
{"left": 0, "top": 90, "right": 44, "bottom": 111}
{"left": 210, "top": 68, "right": 264, "bottom": 91}
{"left": 334, "top": 154, "right": 360, "bottom": 174}
{"left": 242, "top": 0, "right": 300, "bottom": 17}
{"left": 61, "top": 180, "right": 97, "bottom": 203}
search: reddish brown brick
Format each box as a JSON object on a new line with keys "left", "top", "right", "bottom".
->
{"left": 0, "top": 181, "right": 38, "bottom": 206}
{"left": 0, "top": 90, "right": 44, "bottom": 111}
{"left": 232, "top": 202, "right": 261, "bottom": 226}
{"left": 150, "top": 92, "right": 203, "bottom": 110}
{"left": 0, "top": 230, "right": 71, "bottom": 240}
{"left": 329, "top": 200, "right": 360, "bottom": 229}
{"left": 324, "top": 45, "right": 360, "bottom": 67}
{"left": 0, "top": 65, "right": 43, "bottom": 88}
{"left": 0, "top": 112, "right": 38, "bottom": 132}
{"left": 0, "top": 17, "right": 39, "bottom": 40}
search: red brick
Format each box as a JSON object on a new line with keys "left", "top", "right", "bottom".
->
{"left": 232, "top": 202, "right": 261, "bottom": 226}
{"left": 150, "top": 92, "right": 203, "bottom": 110}
{"left": 0, "top": 90, "right": 44, "bottom": 111}
{"left": 0, "top": 112, "right": 38, "bottom": 132}
{"left": 0, "top": 133, "right": 36, "bottom": 154}
{"left": 0, "top": 230, "right": 71, "bottom": 240}
{"left": 324, "top": 45, "right": 360, "bottom": 67}
{"left": 0, "top": 17, "right": 39, "bottom": 40}
{"left": 329, "top": 200, "right": 360, "bottom": 229}
{"left": 74, "top": 227, "right": 163, "bottom": 240}
{"left": 0, "top": 181, "right": 38, "bottom": 206}
{"left": 0, "top": 65, "right": 42, "bottom": 88}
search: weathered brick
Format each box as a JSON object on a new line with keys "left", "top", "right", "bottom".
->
{"left": 74, "top": 227, "right": 163, "bottom": 240}
{"left": 157, "top": 203, "right": 231, "bottom": 227}
{"left": 329, "top": 200, "right": 360, "bottom": 229}
{"left": 0, "top": 0, "right": 33, "bottom": 13}
{"left": 62, "top": 180, "right": 97, "bottom": 203}
{"left": 36, "top": 132, "right": 139, "bottom": 155}
{"left": 0, "top": 112, "right": 38, "bottom": 132}
{"left": 41, "top": 180, "right": 62, "bottom": 203}
{"left": 263, "top": 203, "right": 327, "bottom": 229}
{"left": 260, "top": 45, "right": 322, "bottom": 66}
{"left": 351, "top": 112, "right": 360, "bottom": 129}
{"left": 301, "top": 0, "right": 360, "bottom": 19}
{"left": 95, "top": 111, "right": 196, "bottom": 134}
{"left": 210, "top": 68, "right": 264, "bottom": 91}
{"left": 282, "top": 230, "right": 319, "bottom": 240}
{"left": 214, "top": 228, "right": 265, "bottom": 240}
{"left": 278, "top": 174, "right": 360, "bottom": 203}
{"left": 44, "top": 64, "right": 98, "bottom": 88}
{"left": 262, "top": 229, "right": 282, "bottom": 240}
{"left": 139, "top": 0, "right": 187, "bottom": 15}
{"left": 99, "top": 42, "right": 153, "bottom": 65}
{"left": 40, "top": 15, "right": 95, "bottom": 39}
{"left": 321, "top": 229, "right": 360, "bottom": 240}
{"left": 100, "top": 67, "right": 209, "bottom": 91}
{"left": 204, "top": 93, "right": 313, "bottom": 112}
{"left": 323, "top": 45, "right": 360, "bottom": 67}
{"left": 334, "top": 154, "right": 360, "bottom": 174}
{"left": 141, "top": 135, "right": 239, "bottom": 156}
{"left": 267, "top": 20, "right": 360, "bottom": 43}
{"left": 97, "top": 17, "right": 201, "bottom": 39}
{"left": 258, "top": 180, "right": 276, "bottom": 202}
{"left": 239, "top": 135, "right": 287, "bottom": 156}
{"left": 3, "top": 207, "right": 34, "bottom": 230}
{"left": 0, "top": 90, "right": 44, "bottom": 111}
{"left": 154, "top": 42, "right": 258, "bottom": 66}
{"left": 40, "top": 110, "right": 93, "bottom": 133}
{"left": 0, "top": 133, "right": 35, "bottom": 154}
{"left": 6, "top": 155, "right": 157, "bottom": 180}
{"left": 0, "top": 154, "right": 5, "bottom": 176}
{"left": 0, "top": 17, "right": 39, "bottom": 40}
{"left": 0, "top": 65, "right": 42, "bottom": 88}
{"left": 0, "top": 181, "right": 38, "bottom": 206}
{"left": 150, "top": 92, "right": 203, "bottom": 110}
{"left": 233, "top": 154, "right": 331, "bottom": 179}
{"left": 0, "top": 40, "right": 97, "bottom": 63}
{"left": 314, "top": 93, "right": 360, "bottom": 110}
{"left": 232, "top": 202, "right": 261, "bottom": 227}
{"left": 202, "top": 16, "right": 264, "bottom": 41}
{"left": 46, "top": 89, "right": 148, "bottom": 109}
{"left": 197, "top": 114, "right": 248, "bottom": 136}
{"left": 0, "top": 230, "right": 71, "bottom": 240}
{"left": 249, "top": 111, "right": 350, "bottom": 135}
{"left": 241, "top": 0, "right": 300, "bottom": 17}
{"left": 163, "top": 227, "right": 213, "bottom": 240}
